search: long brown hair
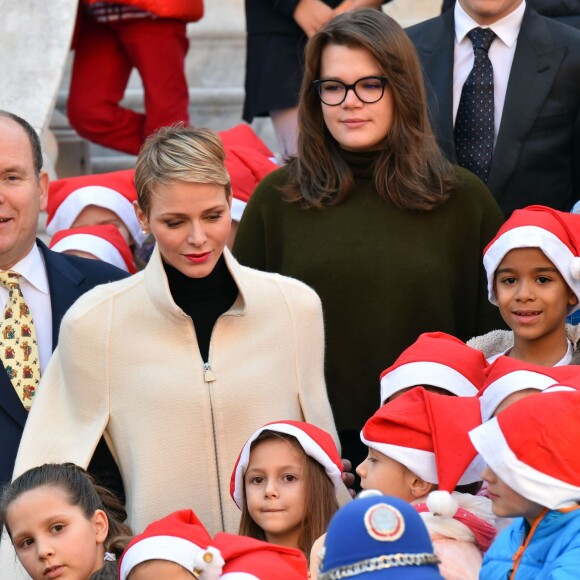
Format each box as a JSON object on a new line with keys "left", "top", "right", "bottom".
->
{"left": 238, "top": 431, "right": 338, "bottom": 559}
{"left": 284, "top": 9, "right": 454, "bottom": 211}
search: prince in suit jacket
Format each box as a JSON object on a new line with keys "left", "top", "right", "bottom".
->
{"left": 0, "top": 111, "right": 128, "bottom": 488}
{"left": 407, "top": 0, "right": 580, "bottom": 216}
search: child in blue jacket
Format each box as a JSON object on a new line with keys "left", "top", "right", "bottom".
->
{"left": 470, "top": 389, "right": 580, "bottom": 579}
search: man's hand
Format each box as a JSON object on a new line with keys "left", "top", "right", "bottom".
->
{"left": 294, "top": 0, "right": 335, "bottom": 37}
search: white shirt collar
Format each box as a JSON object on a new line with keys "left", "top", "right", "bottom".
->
{"left": 455, "top": 0, "right": 526, "bottom": 49}
{"left": 8, "top": 243, "right": 49, "bottom": 294}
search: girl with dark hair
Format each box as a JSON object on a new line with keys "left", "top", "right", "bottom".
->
{"left": 0, "top": 463, "right": 131, "bottom": 579}
{"left": 234, "top": 8, "right": 505, "bottom": 466}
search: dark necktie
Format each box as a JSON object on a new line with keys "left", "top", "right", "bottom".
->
{"left": 454, "top": 27, "right": 496, "bottom": 182}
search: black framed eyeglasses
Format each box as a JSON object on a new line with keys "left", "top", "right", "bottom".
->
{"left": 312, "top": 76, "right": 389, "bottom": 106}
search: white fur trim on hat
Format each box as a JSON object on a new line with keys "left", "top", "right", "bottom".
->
{"left": 47, "top": 185, "right": 146, "bottom": 246}
{"left": 480, "top": 370, "right": 557, "bottom": 421}
{"left": 460, "top": 454, "right": 487, "bottom": 486}
{"left": 542, "top": 385, "right": 577, "bottom": 394}
{"left": 470, "top": 418, "right": 580, "bottom": 509}
{"left": 50, "top": 234, "right": 129, "bottom": 272}
{"left": 361, "top": 435, "right": 485, "bottom": 487}
{"left": 360, "top": 434, "right": 437, "bottom": 484}
{"left": 120, "top": 536, "right": 223, "bottom": 580}
{"left": 483, "top": 226, "right": 580, "bottom": 313}
{"left": 230, "top": 197, "right": 247, "bottom": 222}
{"left": 220, "top": 575, "right": 258, "bottom": 579}
{"left": 232, "top": 423, "right": 342, "bottom": 509}
{"left": 380, "top": 361, "right": 479, "bottom": 404}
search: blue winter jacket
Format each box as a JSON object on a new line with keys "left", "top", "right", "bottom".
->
{"left": 480, "top": 508, "right": 580, "bottom": 579}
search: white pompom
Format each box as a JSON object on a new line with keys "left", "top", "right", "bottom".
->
{"left": 426, "top": 490, "right": 458, "bottom": 518}
{"left": 570, "top": 257, "right": 580, "bottom": 281}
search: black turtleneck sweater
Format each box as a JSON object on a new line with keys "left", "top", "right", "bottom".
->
{"left": 163, "top": 255, "right": 238, "bottom": 362}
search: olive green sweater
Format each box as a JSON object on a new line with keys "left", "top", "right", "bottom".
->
{"left": 233, "top": 154, "right": 505, "bottom": 430}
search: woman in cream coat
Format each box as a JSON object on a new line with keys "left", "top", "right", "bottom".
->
{"left": 9, "top": 127, "right": 341, "bottom": 542}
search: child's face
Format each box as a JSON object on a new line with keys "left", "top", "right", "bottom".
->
{"left": 482, "top": 466, "right": 544, "bottom": 524}
{"left": 356, "top": 448, "right": 416, "bottom": 502}
{"left": 245, "top": 438, "right": 307, "bottom": 549}
{"left": 73, "top": 205, "right": 131, "bottom": 245}
{"left": 129, "top": 560, "right": 196, "bottom": 579}
{"left": 494, "top": 247, "right": 577, "bottom": 345}
{"left": 6, "top": 485, "right": 108, "bottom": 580}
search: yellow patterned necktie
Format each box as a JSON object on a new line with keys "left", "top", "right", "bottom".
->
{"left": 0, "top": 271, "right": 41, "bottom": 411}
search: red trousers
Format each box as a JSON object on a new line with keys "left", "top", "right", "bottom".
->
{"left": 68, "top": 15, "right": 190, "bottom": 155}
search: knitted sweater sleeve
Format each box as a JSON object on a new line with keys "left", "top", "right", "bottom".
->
{"left": 233, "top": 167, "right": 286, "bottom": 272}
{"left": 456, "top": 167, "right": 506, "bottom": 336}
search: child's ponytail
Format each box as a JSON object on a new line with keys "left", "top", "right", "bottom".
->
{"left": 90, "top": 482, "right": 133, "bottom": 578}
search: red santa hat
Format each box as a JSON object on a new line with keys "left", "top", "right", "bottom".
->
{"left": 118, "top": 510, "right": 224, "bottom": 580}
{"left": 362, "top": 387, "right": 485, "bottom": 516}
{"left": 213, "top": 533, "right": 308, "bottom": 580}
{"left": 218, "top": 124, "right": 277, "bottom": 222}
{"left": 476, "top": 356, "right": 577, "bottom": 420}
{"left": 230, "top": 420, "right": 343, "bottom": 510}
{"left": 470, "top": 390, "right": 580, "bottom": 509}
{"left": 46, "top": 169, "right": 146, "bottom": 246}
{"left": 483, "top": 205, "right": 580, "bottom": 312}
{"left": 49, "top": 224, "right": 137, "bottom": 274}
{"left": 380, "top": 332, "right": 488, "bottom": 404}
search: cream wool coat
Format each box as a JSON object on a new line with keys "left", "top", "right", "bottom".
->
{"left": 5, "top": 247, "right": 341, "bottom": 562}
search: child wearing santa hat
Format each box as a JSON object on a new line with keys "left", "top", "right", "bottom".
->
{"left": 230, "top": 421, "right": 344, "bottom": 560}
{"left": 469, "top": 390, "right": 580, "bottom": 579}
{"left": 46, "top": 169, "right": 145, "bottom": 248}
{"left": 49, "top": 224, "right": 137, "bottom": 274}
{"left": 357, "top": 387, "right": 496, "bottom": 580}
{"left": 316, "top": 492, "right": 443, "bottom": 580}
{"left": 380, "top": 332, "right": 489, "bottom": 405}
{"left": 478, "top": 355, "right": 579, "bottom": 421}
{"left": 468, "top": 205, "right": 580, "bottom": 366}
{"left": 118, "top": 509, "right": 224, "bottom": 580}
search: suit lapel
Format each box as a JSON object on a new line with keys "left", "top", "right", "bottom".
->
{"left": 488, "top": 8, "right": 567, "bottom": 200}
{"left": 38, "top": 240, "right": 86, "bottom": 348}
{"left": 413, "top": 10, "right": 457, "bottom": 162}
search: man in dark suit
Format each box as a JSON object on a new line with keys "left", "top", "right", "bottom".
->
{"left": 408, "top": 0, "right": 580, "bottom": 216}
{"left": 0, "top": 111, "right": 128, "bottom": 488}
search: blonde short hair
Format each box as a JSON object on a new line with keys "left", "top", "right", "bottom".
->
{"left": 135, "top": 124, "right": 232, "bottom": 216}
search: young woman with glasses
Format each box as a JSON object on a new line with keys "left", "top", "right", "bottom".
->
{"left": 234, "top": 9, "right": 505, "bottom": 467}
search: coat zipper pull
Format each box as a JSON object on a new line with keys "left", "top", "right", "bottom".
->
{"left": 204, "top": 362, "right": 216, "bottom": 382}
